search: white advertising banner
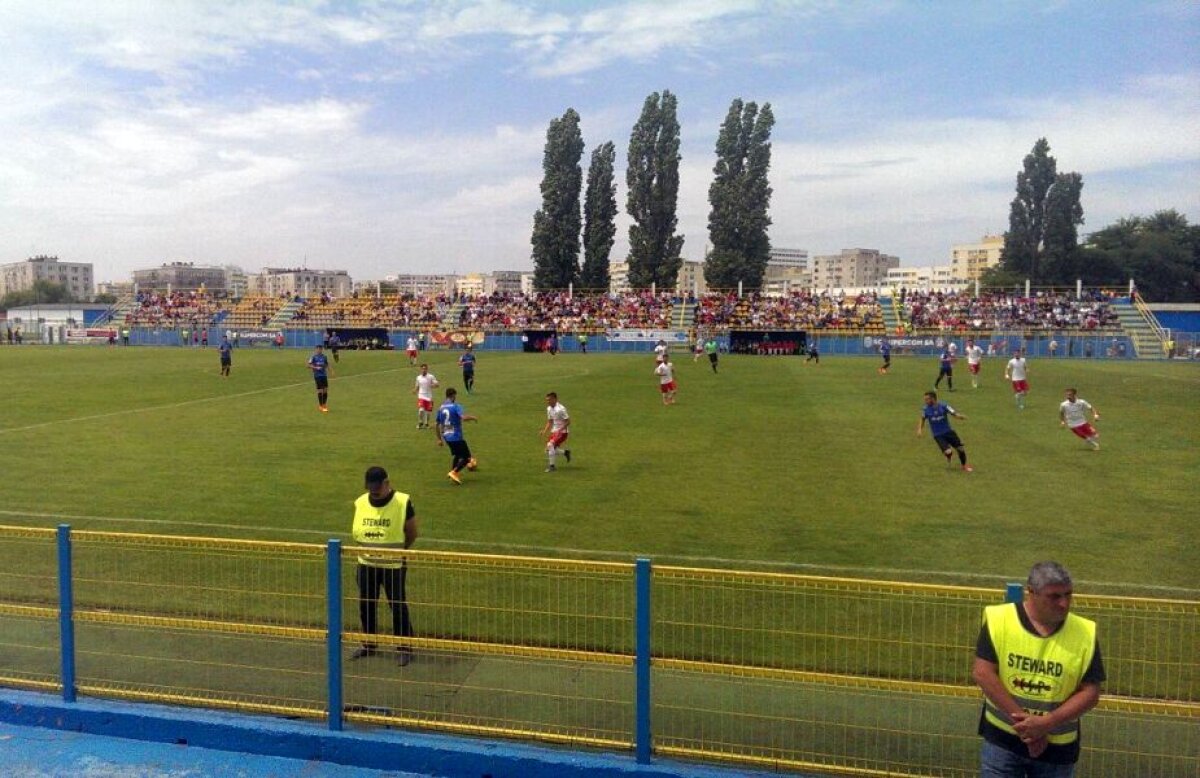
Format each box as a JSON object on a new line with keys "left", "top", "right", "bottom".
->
{"left": 605, "top": 329, "right": 689, "bottom": 343}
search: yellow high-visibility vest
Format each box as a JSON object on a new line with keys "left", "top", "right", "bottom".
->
{"left": 351, "top": 491, "right": 410, "bottom": 568}
{"left": 982, "top": 603, "right": 1097, "bottom": 745}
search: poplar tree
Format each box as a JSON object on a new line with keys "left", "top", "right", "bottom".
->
{"left": 580, "top": 141, "right": 617, "bottom": 292}
{"left": 705, "top": 99, "right": 775, "bottom": 290}
{"left": 531, "top": 109, "right": 583, "bottom": 290}
{"left": 626, "top": 90, "right": 684, "bottom": 289}
{"left": 1002, "top": 138, "right": 1083, "bottom": 284}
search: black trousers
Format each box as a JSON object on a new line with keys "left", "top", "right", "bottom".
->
{"left": 447, "top": 439, "right": 472, "bottom": 472}
{"left": 356, "top": 563, "right": 413, "bottom": 649}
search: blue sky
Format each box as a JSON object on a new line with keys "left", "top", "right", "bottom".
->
{"left": 2, "top": 0, "right": 1197, "bottom": 283}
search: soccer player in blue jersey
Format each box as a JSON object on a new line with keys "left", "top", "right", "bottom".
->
{"left": 435, "top": 387, "right": 478, "bottom": 484}
{"left": 878, "top": 336, "right": 892, "bottom": 375}
{"left": 218, "top": 336, "right": 233, "bottom": 377}
{"left": 934, "top": 345, "right": 955, "bottom": 391}
{"left": 458, "top": 344, "right": 477, "bottom": 393}
{"left": 307, "top": 344, "right": 331, "bottom": 412}
{"left": 918, "top": 391, "right": 972, "bottom": 472}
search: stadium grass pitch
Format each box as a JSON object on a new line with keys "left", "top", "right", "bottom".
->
{"left": 2, "top": 345, "right": 1197, "bottom": 593}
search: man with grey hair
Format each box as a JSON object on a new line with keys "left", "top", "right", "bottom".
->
{"left": 972, "top": 561, "right": 1104, "bottom": 776}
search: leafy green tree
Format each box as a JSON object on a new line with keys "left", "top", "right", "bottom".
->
{"left": 626, "top": 90, "right": 684, "bottom": 289}
{"left": 580, "top": 141, "right": 617, "bottom": 292}
{"left": 1, "top": 279, "right": 75, "bottom": 308}
{"left": 1083, "top": 210, "right": 1200, "bottom": 301}
{"left": 532, "top": 108, "right": 584, "bottom": 290}
{"left": 94, "top": 292, "right": 118, "bottom": 304}
{"left": 705, "top": 99, "right": 774, "bottom": 290}
{"left": 1041, "top": 172, "right": 1084, "bottom": 282}
{"left": 1001, "top": 138, "right": 1083, "bottom": 283}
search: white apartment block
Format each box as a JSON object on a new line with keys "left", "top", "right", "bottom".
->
{"left": 609, "top": 261, "right": 630, "bottom": 293}
{"left": 885, "top": 265, "right": 961, "bottom": 291}
{"left": 388, "top": 274, "right": 457, "bottom": 297}
{"left": 609, "top": 260, "right": 706, "bottom": 295}
{"left": 950, "top": 234, "right": 1004, "bottom": 281}
{"left": 223, "top": 265, "right": 249, "bottom": 298}
{"left": 0, "top": 255, "right": 94, "bottom": 300}
{"left": 489, "top": 270, "right": 524, "bottom": 295}
{"left": 455, "top": 273, "right": 486, "bottom": 297}
{"left": 810, "top": 248, "right": 899, "bottom": 290}
{"left": 763, "top": 265, "right": 813, "bottom": 296}
{"left": 454, "top": 271, "right": 525, "bottom": 297}
{"left": 132, "top": 262, "right": 228, "bottom": 293}
{"left": 675, "top": 260, "right": 707, "bottom": 295}
{"left": 249, "top": 267, "right": 352, "bottom": 298}
{"left": 96, "top": 280, "right": 135, "bottom": 298}
{"left": 768, "top": 247, "right": 809, "bottom": 270}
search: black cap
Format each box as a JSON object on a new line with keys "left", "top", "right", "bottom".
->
{"left": 364, "top": 466, "right": 388, "bottom": 486}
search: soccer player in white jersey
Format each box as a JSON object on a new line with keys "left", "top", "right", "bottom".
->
{"left": 1004, "top": 348, "right": 1030, "bottom": 409}
{"left": 405, "top": 336, "right": 419, "bottom": 366}
{"left": 964, "top": 338, "right": 985, "bottom": 389}
{"left": 412, "top": 364, "right": 439, "bottom": 429}
{"left": 1059, "top": 388, "right": 1101, "bottom": 450}
{"left": 655, "top": 355, "right": 677, "bottom": 405}
{"left": 541, "top": 392, "right": 571, "bottom": 472}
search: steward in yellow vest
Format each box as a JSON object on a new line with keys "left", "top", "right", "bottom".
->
{"left": 349, "top": 466, "right": 417, "bottom": 665}
{"left": 972, "top": 562, "right": 1104, "bottom": 773}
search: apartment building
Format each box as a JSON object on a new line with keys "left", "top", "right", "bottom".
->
{"left": 249, "top": 267, "right": 352, "bottom": 298}
{"left": 810, "top": 248, "right": 899, "bottom": 289}
{"left": 950, "top": 234, "right": 1004, "bottom": 281}
{"left": 0, "top": 255, "right": 94, "bottom": 300}
{"left": 132, "top": 262, "right": 228, "bottom": 293}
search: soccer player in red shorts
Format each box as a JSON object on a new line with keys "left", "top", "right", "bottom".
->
{"left": 1059, "top": 388, "right": 1100, "bottom": 450}
{"left": 1004, "top": 349, "right": 1030, "bottom": 410}
{"left": 654, "top": 356, "right": 677, "bottom": 405}
{"left": 542, "top": 392, "right": 571, "bottom": 472}
{"left": 413, "top": 364, "right": 439, "bottom": 429}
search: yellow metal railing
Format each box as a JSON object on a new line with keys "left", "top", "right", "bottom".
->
{"left": 0, "top": 525, "right": 1195, "bottom": 777}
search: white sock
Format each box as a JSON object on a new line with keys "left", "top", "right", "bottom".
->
{"left": 547, "top": 447, "right": 557, "bottom": 466}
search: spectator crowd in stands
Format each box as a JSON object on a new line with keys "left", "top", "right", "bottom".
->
{"left": 125, "top": 291, "right": 227, "bottom": 327}
{"left": 695, "top": 291, "right": 884, "bottom": 330}
{"left": 456, "top": 291, "right": 675, "bottom": 332}
{"left": 898, "top": 289, "right": 1120, "bottom": 332}
{"left": 117, "top": 288, "right": 1124, "bottom": 335}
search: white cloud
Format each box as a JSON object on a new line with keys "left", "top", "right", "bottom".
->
{"left": 750, "top": 75, "right": 1200, "bottom": 262}
{"left": 418, "top": 0, "right": 570, "bottom": 38}
{"left": 202, "top": 99, "right": 368, "bottom": 139}
{"left": 0, "top": 2, "right": 1195, "bottom": 278}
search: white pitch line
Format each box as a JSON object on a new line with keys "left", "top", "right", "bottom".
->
{"left": 2, "top": 509, "right": 1196, "bottom": 595}
{"left": 0, "top": 367, "right": 406, "bottom": 435}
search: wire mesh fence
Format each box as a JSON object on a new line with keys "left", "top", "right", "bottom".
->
{"left": 0, "top": 525, "right": 1196, "bottom": 776}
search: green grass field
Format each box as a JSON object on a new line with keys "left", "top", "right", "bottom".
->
{"left": 2, "top": 345, "right": 1198, "bottom": 593}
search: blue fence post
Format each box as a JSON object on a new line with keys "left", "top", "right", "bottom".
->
{"left": 56, "top": 524, "right": 76, "bottom": 703}
{"left": 635, "top": 557, "right": 652, "bottom": 764}
{"left": 327, "top": 539, "right": 343, "bottom": 731}
{"left": 1005, "top": 582, "right": 1024, "bottom": 604}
